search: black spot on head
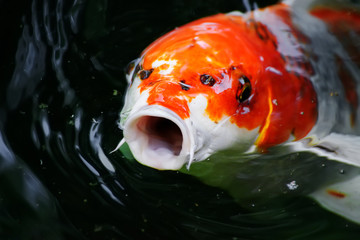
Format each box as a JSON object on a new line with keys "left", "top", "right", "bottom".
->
{"left": 135, "top": 63, "right": 141, "bottom": 74}
{"left": 250, "top": 19, "right": 269, "bottom": 41}
{"left": 179, "top": 80, "right": 190, "bottom": 91}
{"left": 126, "top": 60, "right": 142, "bottom": 84}
{"left": 200, "top": 74, "right": 216, "bottom": 86}
{"left": 236, "top": 76, "right": 252, "bottom": 103}
{"left": 139, "top": 69, "right": 154, "bottom": 80}
{"left": 125, "top": 60, "right": 136, "bottom": 75}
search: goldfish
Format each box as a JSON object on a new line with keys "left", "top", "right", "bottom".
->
{"left": 117, "top": 0, "right": 360, "bottom": 224}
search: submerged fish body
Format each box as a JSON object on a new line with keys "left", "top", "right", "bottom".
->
{"left": 119, "top": 0, "right": 360, "bottom": 224}
{"left": 120, "top": 0, "right": 360, "bottom": 170}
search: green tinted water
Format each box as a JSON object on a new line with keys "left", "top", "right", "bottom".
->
{"left": 1, "top": 0, "right": 360, "bottom": 239}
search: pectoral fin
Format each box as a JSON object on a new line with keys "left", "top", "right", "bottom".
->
{"left": 290, "top": 133, "right": 360, "bottom": 167}
{"left": 288, "top": 133, "right": 360, "bottom": 223}
{"left": 310, "top": 175, "right": 360, "bottom": 224}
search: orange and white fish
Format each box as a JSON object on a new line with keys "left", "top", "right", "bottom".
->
{"left": 117, "top": 0, "right": 360, "bottom": 223}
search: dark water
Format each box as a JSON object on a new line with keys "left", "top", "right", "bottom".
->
{"left": 1, "top": 0, "right": 360, "bottom": 239}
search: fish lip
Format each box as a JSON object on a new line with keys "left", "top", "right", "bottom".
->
{"left": 123, "top": 105, "right": 195, "bottom": 170}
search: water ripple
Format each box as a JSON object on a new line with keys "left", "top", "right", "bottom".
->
{"left": 2, "top": 0, "right": 360, "bottom": 239}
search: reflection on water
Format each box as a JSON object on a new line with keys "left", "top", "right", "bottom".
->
{"left": 1, "top": 0, "right": 360, "bottom": 239}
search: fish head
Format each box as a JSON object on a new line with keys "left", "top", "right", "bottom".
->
{"left": 119, "top": 13, "right": 317, "bottom": 170}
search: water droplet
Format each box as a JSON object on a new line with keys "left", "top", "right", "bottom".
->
{"left": 287, "top": 180, "right": 299, "bottom": 190}
{"left": 339, "top": 169, "right": 345, "bottom": 174}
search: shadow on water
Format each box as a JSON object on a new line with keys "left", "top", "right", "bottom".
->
{"left": 1, "top": 0, "right": 360, "bottom": 239}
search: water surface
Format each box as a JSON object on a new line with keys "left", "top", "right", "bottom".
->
{"left": 1, "top": 0, "right": 360, "bottom": 239}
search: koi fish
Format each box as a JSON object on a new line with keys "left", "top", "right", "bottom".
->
{"left": 117, "top": 0, "right": 360, "bottom": 223}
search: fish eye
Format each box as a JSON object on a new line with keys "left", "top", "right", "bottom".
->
{"left": 200, "top": 74, "right": 216, "bottom": 86}
{"left": 139, "top": 69, "right": 154, "bottom": 80}
{"left": 236, "top": 76, "right": 252, "bottom": 103}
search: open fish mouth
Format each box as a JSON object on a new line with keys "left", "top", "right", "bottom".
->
{"left": 136, "top": 116, "right": 183, "bottom": 156}
{"left": 123, "top": 106, "right": 195, "bottom": 170}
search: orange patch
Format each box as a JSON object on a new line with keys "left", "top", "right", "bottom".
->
{"left": 327, "top": 189, "right": 346, "bottom": 199}
{"left": 137, "top": 5, "right": 318, "bottom": 149}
